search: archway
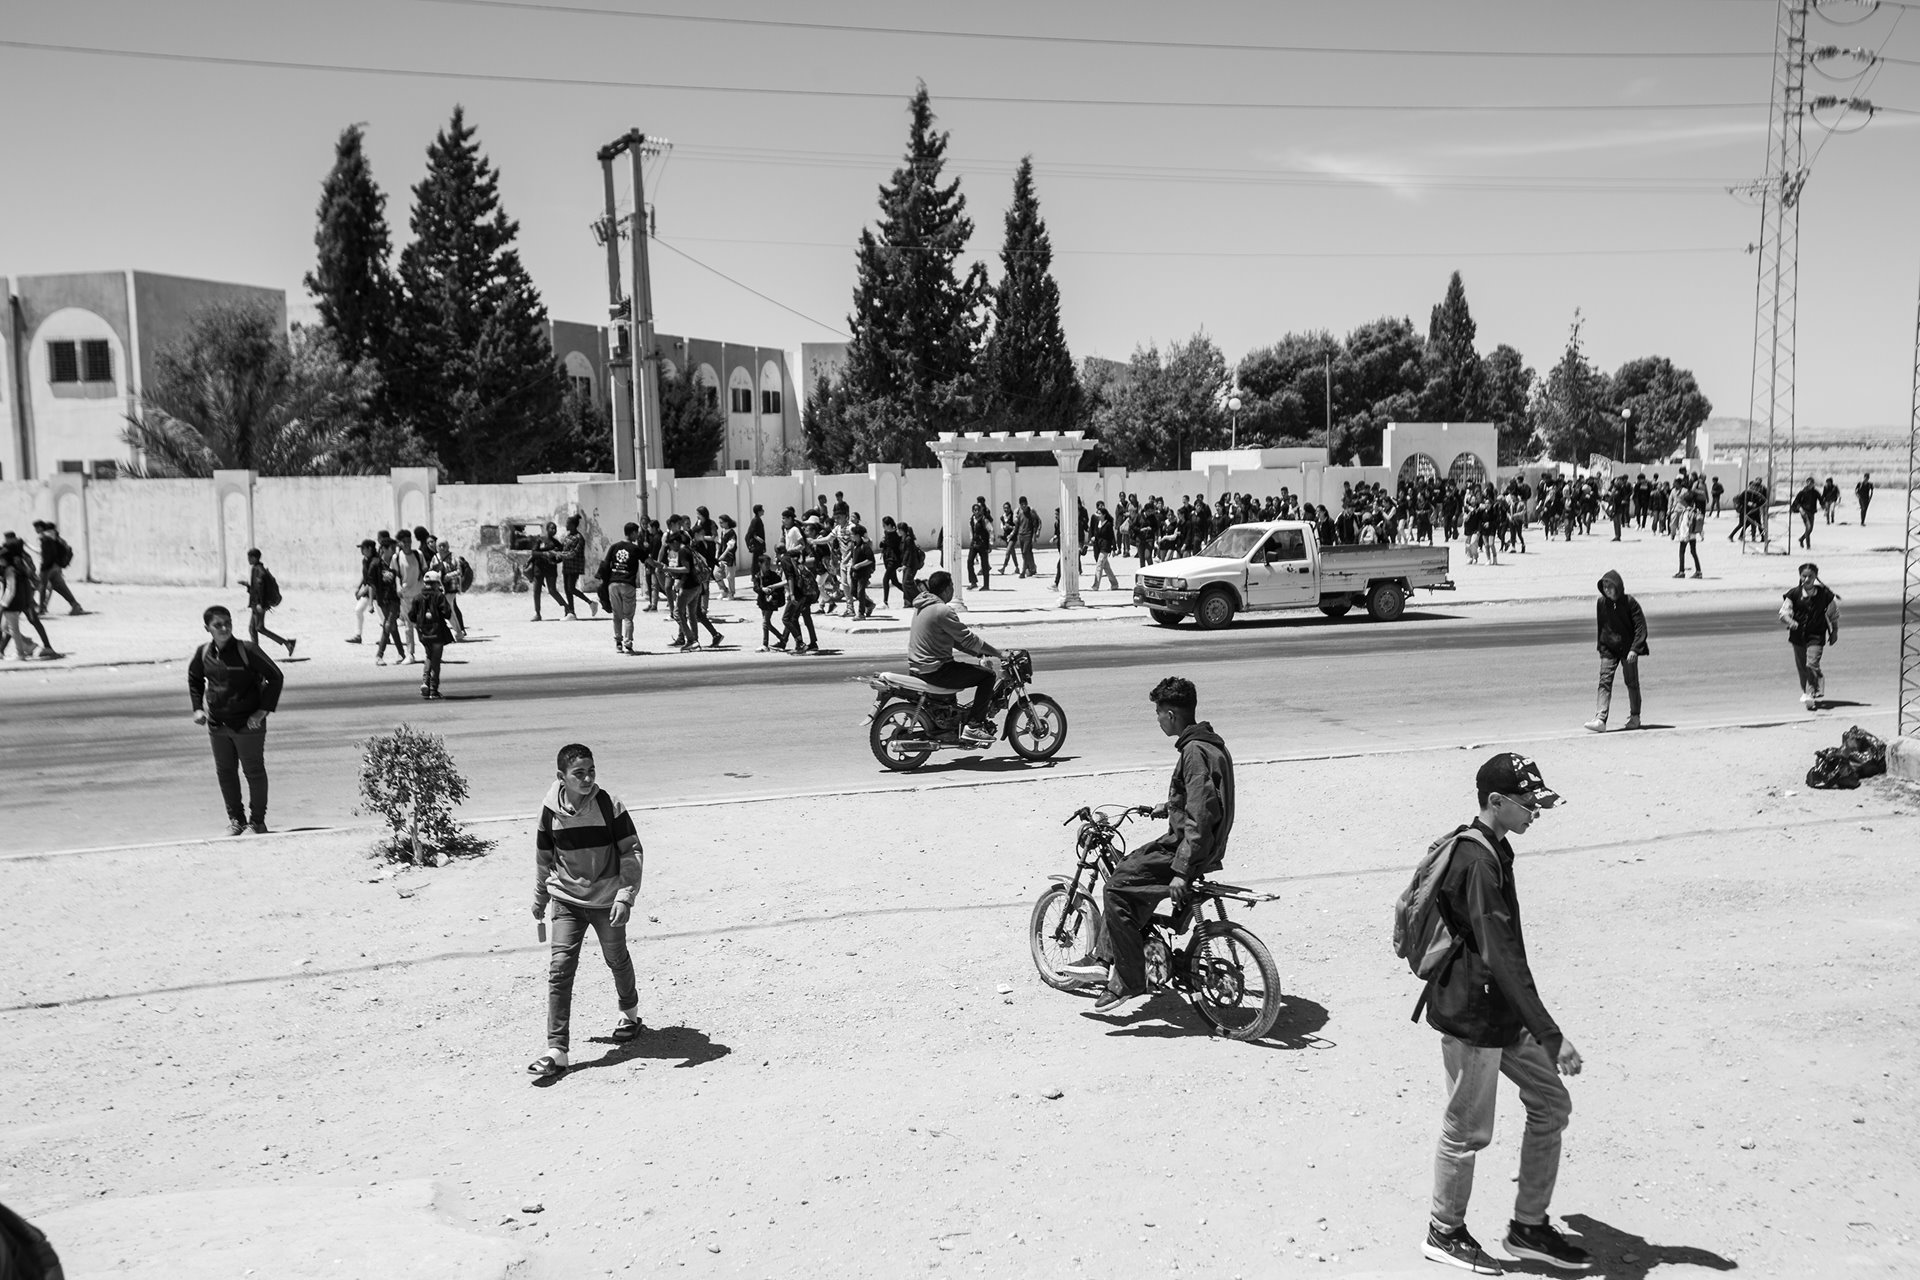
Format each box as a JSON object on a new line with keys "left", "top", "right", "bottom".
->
{"left": 1447, "top": 452, "right": 1489, "bottom": 492}
{"left": 1397, "top": 452, "right": 1439, "bottom": 489}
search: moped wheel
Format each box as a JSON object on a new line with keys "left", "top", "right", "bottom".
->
{"left": 869, "top": 703, "right": 935, "bottom": 772}
{"left": 1006, "top": 694, "right": 1069, "bottom": 762}
{"left": 1029, "top": 884, "right": 1101, "bottom": 992}
{"left": 1185, "top": 921, "right": 1282, "bottom": 1042}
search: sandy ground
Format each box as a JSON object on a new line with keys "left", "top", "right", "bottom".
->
{"left": 0, "top": 505, "right": 1904, "bottom": 679}
{"left": 4, "top": 716, "right": 1918, "bottom": 1279}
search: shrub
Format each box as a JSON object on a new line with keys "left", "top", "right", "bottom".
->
{"left": 355, "top": 723, "right": 494, "bottom": 864}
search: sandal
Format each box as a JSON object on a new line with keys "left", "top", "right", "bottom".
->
{"left": 611, "top": 1018, "right": 645, "bottom": 1042}
{"left": 526, "top": 1054, "right": 566, "bottom": 1077}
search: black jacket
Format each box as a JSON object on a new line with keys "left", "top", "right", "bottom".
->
{"left": 1784, "top": 582, "right": 1837, "bottom": 647}
{"left": 1426, "top": 820, "right": 1563, "bottom": 1057}
{"left": 188, "top": 637, "right": 284, "bottom": 730}
{"left": 1166, "top": 723, "right": 1235, "bottom": 879}
{"left": 598, "top": 540, "right": 642, "bottom": 586}
{"left": 1595, "top": 570, "right": 1649, "bottom": 658}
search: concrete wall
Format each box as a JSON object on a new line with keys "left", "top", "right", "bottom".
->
{"left": 85, "top": 478, "right": 221, "bottom": 584}
{"left": 252, "top": 476, "right": 392, "bottom": 590}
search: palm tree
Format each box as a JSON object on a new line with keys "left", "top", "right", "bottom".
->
{"left": 122, "top": 302, "right": 373, "bottom": 477}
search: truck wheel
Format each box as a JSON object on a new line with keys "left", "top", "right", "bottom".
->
{"left": 1318, "top": 599, "right": 1352, "bottom": 619}
{"left": 1366, "top": 582, "right": 1406, "bottom": 622}
{"left": 1194, "top": 588, "right": 1237, "bottom": 631}
{"left": 1148, "top": 608, "right": 1184, "bottom": 628}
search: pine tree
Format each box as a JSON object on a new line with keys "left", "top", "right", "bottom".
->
{"left": 980, "top": 158, "right": 1078, "bottom": 433}
{"left": 842, "top": 84, "right": 989, "bottom": 465}
{"left": 304, "top": 124, "right": 398, "bottom": 368}
{"left": 1418, "top": 271, "right": 1487, "bottom": 422}
{"left": 1535, "top": 311, "right": 1615, "bottom": 464}
{"left": 388, "top": 106, "right": 564, "bottom": 482}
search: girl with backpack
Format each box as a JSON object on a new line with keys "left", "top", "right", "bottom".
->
{"left": 780, "top": 549, "right": 819, "bottom": 653}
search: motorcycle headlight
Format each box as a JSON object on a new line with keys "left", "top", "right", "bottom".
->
{"left": 1168, "top": 578, "right": 1188, "bottom": 591}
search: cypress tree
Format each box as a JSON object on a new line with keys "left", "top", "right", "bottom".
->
{"left": 842, "top": 84, "right": 989, "bottom": 464}
{"left": 980, "top": 157, "right": 1079, "bottom": 434}
{"left": 1419, "top": 271, "right": 1487, "bottom": 423}
{"left": 389, "top": 106, "right": 564, "bottom": 482}
{"left": 304, "top": 124, "right": 398, "bottom": 368}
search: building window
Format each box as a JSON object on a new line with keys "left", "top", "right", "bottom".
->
{"left": 730, "top": 387, "right": 754, "bottom": 415}
{"left": 760, "top": 389, "right": 782, "bottom": 416}
{"left": 47, "top": 339, "right": 113, "bottom": 387}
{"left": 48, "top": 341, "right": 80, "bottom": 384}
{"left": 84, "top": 340, "right": 113, "bottom": 383}
{"left": 91, "top": 460, "right": 119, "bottom": 480}
{"left": 58, "top": 460, "right": 87, "bottom": 474}
{"left": 568, "top": 374, "right": 594, "bottom": 402}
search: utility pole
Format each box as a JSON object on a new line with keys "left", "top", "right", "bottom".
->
{"left": 1323, "top": 353, "right": 1332, "bottom": 443}
{"left": 594, "top": 147, "right": 635, "bottom": 483}
{"left": 593, "top": 129, "right": 671, "bottom": 523}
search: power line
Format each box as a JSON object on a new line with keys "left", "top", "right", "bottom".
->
{"left": 649, "top": 236, "right": 849, "bottom": 337}
{"left": 0, "top": 39, "right": 1779, "bottom": 113}
{"left": 413, "top": 0, "right": 1777, "bottom": 61}
{"left": 669, "top": 235, "right": 1749, "bottom": 261}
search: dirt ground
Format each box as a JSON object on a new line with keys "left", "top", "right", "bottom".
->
{"left": 4, "top": 717, "right": 1918, "bottom": 1279}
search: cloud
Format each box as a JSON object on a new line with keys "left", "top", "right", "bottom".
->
{"left": 1289, "top": 150, "right": 1433, "bottom": 202}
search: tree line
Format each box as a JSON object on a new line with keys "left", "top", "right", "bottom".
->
{"left": 809, "top": 86, "right": 1712, "bottom": 475}
{"left": 125, "top": 109, "right": 723, "bottom": 481}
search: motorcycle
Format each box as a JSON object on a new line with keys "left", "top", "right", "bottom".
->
{"left": 1030, "top": 804, "right": 1283, "bottom": 1042}
{"left": 860, "top": 647, "right": 1068, "bottom": 772}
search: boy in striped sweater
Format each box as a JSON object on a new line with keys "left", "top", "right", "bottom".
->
{"left": 528, "top": 743, "right": 644, "bottom": 1078}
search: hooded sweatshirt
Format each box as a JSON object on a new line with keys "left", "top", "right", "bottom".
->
{"left": 1595, "top": 570, "right": 1649, "bottom": 659}
{"left": 1167, "top": 722, "right": 1235, "bottom": 879}
{"left": 534, "top": 781, "right": 642, "bottom": 912}
{"left": 907, "top": 590, "right": 987, "bottom": 675}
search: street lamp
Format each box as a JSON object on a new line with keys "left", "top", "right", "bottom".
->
{"left": 1619, "top": 406, "right": 1632, "bottom": 466}
{"left": 1228, "top": 394, "right": 1242, "bottom": 450}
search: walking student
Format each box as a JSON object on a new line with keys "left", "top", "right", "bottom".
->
{"left": 598, "top": 522, "right": 643, "bottom": 655}
{"left": 245, "top": 548, "right": 296, "bottom": 657}
{"left": 32, "top": 521, "right": 85, "bottom": 614}
{"left": 1584, "top": 570, "right": 1647, "bottom": 733}
{"left": 1671, "top": 488, "right": 1704, "bottom": 579}
{"left": 528, "top": 743, "right": 645, "bottom": 1078}
{"left": 1782, "top": 562, "right": 1839, "bottom": 711}
{"left": 409, "top": 571, "right": 457, "bottom": 699}
{"left": 754, "top": 551, "right": 789, "bottom": 651}
{"left": 1421, "top": 753, "right": 1587, "bottom": 1274}
{"left": 187, "top": 604, "right": 285, "bottom": 836}
{"left": 560, "top": 514, "right": 598, "bottom": 619}
{"left": 0, "top": 534, "right": 58, "bottom": 660}
{"left": 780, "top": 549, "right": 819, "bottom": 652}
{"left": 1855, "top": 472, "right": 1873, "bottom": 525}
{"left": 393, "top": 530, "right": 423, "bottom": 661}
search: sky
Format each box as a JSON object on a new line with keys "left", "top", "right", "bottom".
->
{"left": 4, "top": 0, "right": 1918, "bottom": 434}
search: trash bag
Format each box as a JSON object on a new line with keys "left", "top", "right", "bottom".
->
{"left": 1807, "top": 746, "right": 1861, "bottom": 791}
{"left": 1842, "top": 725, "right": 1887, "bottom": 779}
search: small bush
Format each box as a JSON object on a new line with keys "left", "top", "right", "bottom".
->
{"left": 356, "top": 723, "right": 495, "bottom": 864}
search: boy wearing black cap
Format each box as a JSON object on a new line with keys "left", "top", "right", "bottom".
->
{"left": 1423, "top": 753, "right": 1588, "bottom": 1274}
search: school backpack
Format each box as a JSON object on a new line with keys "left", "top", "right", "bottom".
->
{"left": 457, "top": 556, "right": 474, "bottom": 593}
{"left": 1392, "top": 825, "right": 1497, "bottom": 1010}
{"left": 259, "top": 568, "right": 282, "bottom": 611}
{"left": 50, "top": 537, "right": 73, "bottom": 569}
{"left": 793, "top": 567, "right": 819, "bottom": 604}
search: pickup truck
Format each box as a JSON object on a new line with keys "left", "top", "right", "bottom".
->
{"left": 1131, "top": 521, "right": 1452, "bottom": 629}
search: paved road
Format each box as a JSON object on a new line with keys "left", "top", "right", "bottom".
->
{"left": 2, "top": 599, "right": 1899, "bottom": 853}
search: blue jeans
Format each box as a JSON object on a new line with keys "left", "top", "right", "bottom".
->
{"left": 1792, "top": 641, "right": 1825, "bottom": 699}
{"left": 1432, "top": 1032, "right": 1571, "bottom": 1232}
{"left": 1596, "top": 652, "right": 1640, "bottom": 721}
{"left": 547, "top": 900, "right": 638, "bottom": 1053}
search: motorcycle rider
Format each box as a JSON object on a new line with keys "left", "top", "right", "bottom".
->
{"left": 1063, "top": 676, "right": 1235, "bottom": 1013}
{"left": 908, "top": 570, "right": 1003, "bottom": 747}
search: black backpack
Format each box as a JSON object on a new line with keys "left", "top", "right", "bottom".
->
{"left": 50, "top": 537, "right": 73, "bottom": 569}
{"left": 258, "top": 568, "right": 282, "bottom": 611}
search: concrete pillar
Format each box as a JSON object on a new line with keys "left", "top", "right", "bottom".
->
{"left": 932, "top": 445, "right": 967, "bottom": 609}
{"left": 868, "top": 462, "right": 903, "bottom": 528}
{"left": 988, "top": 460, "right": 1017, "bottom": 519}
{"left": 791, "top": 468, "right": 817, "bottom": 518}
{"left": 389, "top": 466, "right": 437, "bottom": 538}
{"left": 646, "top": 468, "right": 677, "bottom": 526}
{"left": 45, "top": 471, "right": 90, "bottom": 583}
{"left": 1055, "top": 445, "right": 1088, "bottom": 608}
{"left": 1204, "top": 463, "right": 1231, "bottom": 505}
{"left": 725, "top": 469, "right": 753, "bottom": 568}
{"left": 213, "top": 469, "right": 256, "bottom": 589}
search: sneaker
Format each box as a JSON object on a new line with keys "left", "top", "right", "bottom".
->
{"left": 376, "top": 657, "right": 387, "bottom": 667}
{"left": 1800, "top": 692, "right": 1816, "bottom": 710}
{"left": 247, "top": 820, "right": 269, "bottom": 835}
{"left": 1623, "top": 715, "right": 1642, "bottom": 730}
{"left": 428, "top": 689, "right": 444, "bottom": 700}
{"left": 960, "top": 725, "right": 995, "bottom": 747}
{"left": 420, "top": 686, "right": 432, "bottom": 699}
{"left": 805, "top": 642, "right": 819, "bottom": 653}
{"left": 1691, "top": 570, "right": 1703, "bottom": 579}
{"left": 346, "top": 635, "right": 363, "bottom": 644}
{"left": 709, "top": 631, "right": 724, "bottom": 647}
{"left": 1672, "top": 571, "right": 1687, "bottom": 578}
{"left": 225, "top": 819, "right": 248, "bottom": 837}
{"left": 1582, "top": 718, "right": 1606, "bottom": 733}
{"left": 38, "top": 650, "right": 63, "bottom": 661}
{"left": 1424, "top": 1223, "right": 1503, "bottom": 1274}
{"left": 69, "top": 608, "right": 88, "bottom": 616}
{"left": 1503, "top": 1220, "right": 1590, "bottom": 1270}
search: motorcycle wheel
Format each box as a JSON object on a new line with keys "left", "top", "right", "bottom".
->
{"left": 1185, "top": 921, "right": 1283, "bottom": 1042}
{"left": 1029, "top": 884, "right": 1101, "bottom": 993}
{"left": 869, "top": 703, "right": 935, "bottom": 772}
{"left": 1006, "top": 694, "right": 1069, "bottom": 761}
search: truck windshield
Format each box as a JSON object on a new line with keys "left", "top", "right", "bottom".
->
{"left": 1198, "top": 527, "right": 1266, "bottom": 559}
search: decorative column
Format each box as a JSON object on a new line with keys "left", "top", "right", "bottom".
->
{"left": 213, "top": 469, "right": 257, "bottom": 589}
{"left": 45, "top": 471, "right": 90, "bottom": 583}
{"left": 931, "top": 436, "right": 969, "bottom": 609}
{"left": 646, "top": 468, "right": 676, "bottom": 526}
{"left": 1054, "top": 433, "right": 1090, "bottom": 608}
